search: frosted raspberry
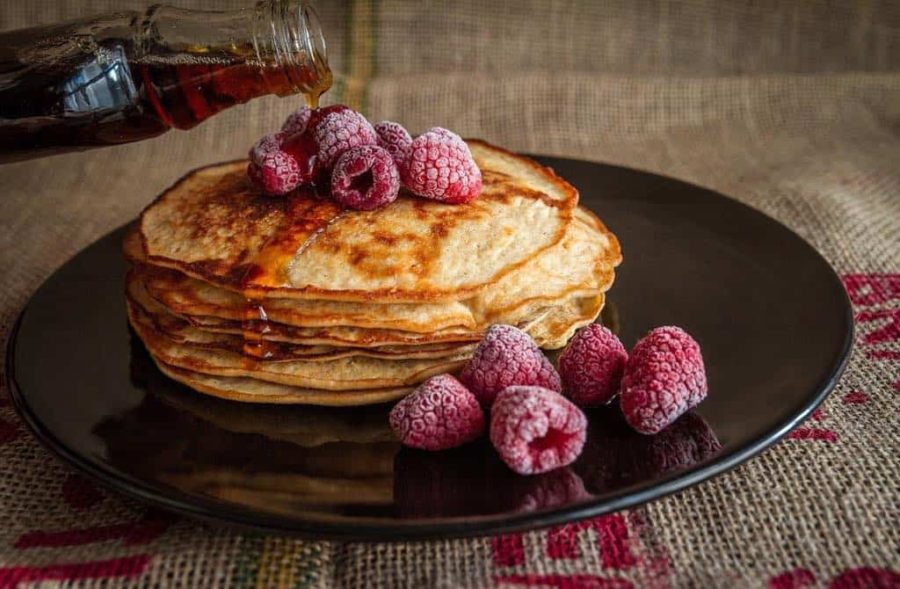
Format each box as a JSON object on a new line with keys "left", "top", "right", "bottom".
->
{"left": 374, "top": 121, "right": 413, "bottom": 167}
{"left": 402, "top": 127, "right": 482, "bottom": 204}
{"left": 281, "top": 105, "right": 311, "bottom": 136}
{"left": 247, "top": 149, "right": 301, "bottom": 195}
{"left": 459, "top": 325, "right": 561, "bottom": 406}
{"left": 559, "top": 324, "right": 628, "bottom": 407}
{"left": 307, "top": 104, "right": 350, "bottom": 132}
{"left": 330, "top": 145, "right": 400, "bottom": 211}
{"left": 389, "top": 374, "right": 485, "bottom": 451}
{"left": 620, "top": 326, "right": 708, "bottom": 435}
{"left": 313, "top": 108, "right": 378, "bottom": 170}
{"left": 248, "top": 132, "right": 285, "bottom": 164}
{"left": 490, "top": 386, "right": 587, "bottom": 475}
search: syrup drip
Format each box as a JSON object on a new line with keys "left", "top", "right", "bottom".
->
{"left": 241, "top": 299, "right": 278, "bottom": 362}
{"left": 236, "top": 170, "right": 343, "bottom": 362}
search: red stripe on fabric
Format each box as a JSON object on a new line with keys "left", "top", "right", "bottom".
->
{"left": 843, "top": 391, "right": 870, "bottom": 404}
{"left": 0, "top": 554, "right": 151, "bottom": 585}
{"left": 867, "top": 350, "right": 900, "bottom": 360}
{"left": 546, "top": 522, "right": 589, "bottom": 560}
{"left": 828, "top": 567, "right": 900, "bottom": 589}
{"left": 842, "top": 274, "right": 900, "bottom": 306}
{"left": 768, "top": 568, "right": 816, "bottom": 589}
{"left": 494, "top": 574, "right": 633, "bottom": 588}
{"left": 545, "top": 516, "right": 637, "bottom": 569}
{"left": 15, "top": 513, "right": 172, "bottom": 549}
{"left": 855, "top": 309, "right": 900, "bottom": 345}
{"left": 492, "top": 534, "right": 526, "bottom": 567}
{"left": 787, "top": 428, "right": 838, "bottom": 443}
{"left": 593, "top": 515, "right": 637, "bottom": 570}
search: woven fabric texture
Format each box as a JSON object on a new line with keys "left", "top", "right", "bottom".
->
{"left": 1, "top": 1, "right": 898, "bottom": 587}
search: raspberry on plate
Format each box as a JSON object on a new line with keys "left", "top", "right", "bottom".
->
{"left": 313, "top": 107, "right": 378, "bottom": 170}
{"left": 490, "top": 386, "right": 588, "bottom": 475}
{"left": 247, "top": 149, "right": 301, "bottom": 195}
{"left": 620, "top": 326, "right": 708, "bottom": 435}
{"left": 559, "top": 324, "right": 628, "bottom": 406}
{"left": 330, "top": 145, "right": 400, "bottom": 211}
{"left": 281, "top": 105, "right": 311, "bottom": 137}
{"left": 459, "top": 324, "right": 561, "bottom": 406}
{"left": 374, "top": 121, "right": 413, "bottom": 168}
{"left": 389, "top": 374, "right": 485, "bottom": 451}
{"left": 402, "top": 127, "right": 482, "bottom": 204}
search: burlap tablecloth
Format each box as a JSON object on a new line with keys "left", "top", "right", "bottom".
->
{"left": 1, "top": 1, "right": 898, "bottom": 586}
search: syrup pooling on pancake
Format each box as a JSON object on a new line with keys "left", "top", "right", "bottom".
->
{"left": 139, "top": 141, "right": 578, "bottom": 302}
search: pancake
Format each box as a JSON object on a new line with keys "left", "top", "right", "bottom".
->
{"left": 127, "top": 273, "right": 476, "bottom": 361}
{"left": 528, "top": 293, "right": 605, "bottom": 348}
{"left": 165, "top": 293, "right": 601, "bottom": 349}
{"left": 127, "top": 206, "right": 618, "bottom": 335}
{"left": 131, "top": 304, "right": 471, "bottom": 390}
{"left": 138, "top": 141, "right": 578, "bottom": 303}
{"left": 179, "top": 314, "right": 483, "bottom": 347}
{"left": 125, "top": 139, "right": 622, "bottom": 405}
{"left": 147, "top": 294, "right": 602, "bottom": 405}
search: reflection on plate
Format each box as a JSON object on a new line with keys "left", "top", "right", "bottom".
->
{"left": 95, "top": 333, "right": 719, "bottom": 519}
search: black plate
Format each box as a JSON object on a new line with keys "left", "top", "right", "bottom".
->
{"left": 6, "top": 156, "right": 853, "bottom": 541}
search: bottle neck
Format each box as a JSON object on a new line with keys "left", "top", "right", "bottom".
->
{"left": 253, "top": 0, "right": 331, "bottom": 102}
{"left": 140, "top": 1, "right": 331, "bottom": 103}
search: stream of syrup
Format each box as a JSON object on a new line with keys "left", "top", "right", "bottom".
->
{"left": 238, "top": 154, "right": 344, "bottom": 363}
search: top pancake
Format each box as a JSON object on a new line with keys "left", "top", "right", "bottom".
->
{"left": 139, "top": 141, "right": 578, "bottom": 303}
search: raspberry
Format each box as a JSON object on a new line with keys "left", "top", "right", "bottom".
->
{"left": 281, "top": 105, "right": 311, "bottom": 136}
{"left": 459, "top": 324, "right": 561, "bottom": 406}
{"left": 374, "top": 120, "right": 413, "bottom": 167}
{"left": 330, "top": 145, "right": 400, "bottom": 211}
{"left": 313, "top": 107, "right": 378, "bottom": 170}
{"left": 280, "top": 132, "right": 320, "bottom": 185}
{"left": 620, "top": 326, "right": 708, "bottom": 435}
{"left": 559, "top": 324, "right": 628, "bottom": 407}
{"left": 306, "top": 104, "right": 350, "bottom": 133}
{"left": 490, "top": 386, "right": 587, "bottom": 475}
{"left": 402, "top": 127, "right": 482, "bottom": 204}
{"left": 247, "top": 149, "right": 301, "bottom": 195}
{"left": 248, "top": 132, "right": 285, "bottom": 165}
{"left": 389, "top": 374, "right": 485, "bottom": 451}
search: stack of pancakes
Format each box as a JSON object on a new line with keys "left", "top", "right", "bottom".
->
{"left": 124, "top": 141, "right": 621, "bottom": 405}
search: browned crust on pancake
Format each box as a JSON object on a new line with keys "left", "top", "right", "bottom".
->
{"left": 465, "top": 138, "right": 579, "bottom": 204}
{"left": 136, "top": 139, "right": 580, "bottom": 303}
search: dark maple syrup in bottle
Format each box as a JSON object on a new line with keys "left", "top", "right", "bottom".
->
{"left": 0, "top": 1, "right": 331, "bottom": 162}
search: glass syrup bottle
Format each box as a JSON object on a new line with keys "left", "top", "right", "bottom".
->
{"left": 0, "top": 0, "right": 331, "bottom": 163}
